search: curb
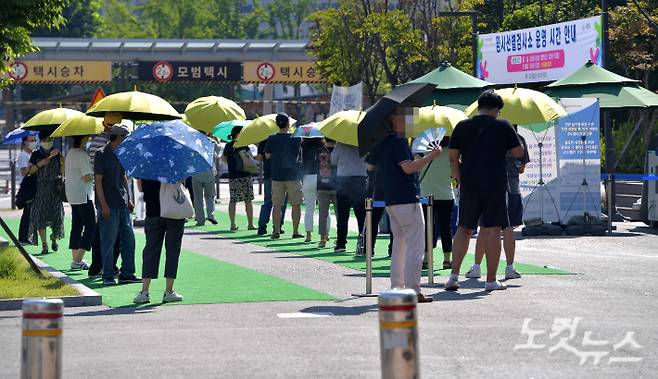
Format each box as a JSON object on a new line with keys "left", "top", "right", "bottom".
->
{"left": 0, "top": 255, "right": 102, "bottom": 311}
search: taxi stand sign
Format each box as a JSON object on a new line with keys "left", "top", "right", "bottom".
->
{"left": 243, "top": 61, "right": 321, "bottom": 83}
{"left": 8, "top": 60, "right": 112, "bottom": 83}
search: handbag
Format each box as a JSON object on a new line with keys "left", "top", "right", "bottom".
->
{"left": 238, "top": 149, "right": 260, "bottom": 174}
{"left": 15, "top": 174, "right": 37, "bottom": 209}
{"left": 159, "top": 181, "right": 194, "bottom": 220}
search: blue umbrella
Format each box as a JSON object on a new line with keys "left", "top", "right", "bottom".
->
{"left": 3, "top": 129, "right": 38, "bottom": 145}
{"left": 293, "top": 122, "right": 323, "bottom": 138}
{"left": 115, "top": 120, "right": 215, "bottom": 183}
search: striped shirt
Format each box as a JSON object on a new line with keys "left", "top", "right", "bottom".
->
{"left": 88, "top": 132, "right": 110, "bottom": 168}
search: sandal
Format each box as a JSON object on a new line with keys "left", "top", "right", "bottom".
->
{"left": 443, "top": 261, "right": 452, "bottom": 270}
{"left": 41, "top": 243, "right": 49, "bottom": 255}
{"left": 230, "top": 226, "right": 239, "bottom": 231}
{"left": 51, "top": 238, "right": 58, "bottom": 252}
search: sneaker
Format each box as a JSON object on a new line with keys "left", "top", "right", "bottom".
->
{"left": 207, "top": 217, "right": 218, "bottom": 225}
{"left": 505, "top": 268, "right": 522, "bottom": 280}
{"left": 163, "top": 291, "right": 183, "bottom": 303}
{"left": 292, "top": 233, "right": 304, "bottom": 239}
{"left": 70, "top": 260, "right": 89, "bottom": 270}
{"left": 51, "top": 239, "right": 58, "bottom": 252}
{"left": 271, "top": 233, "right": 280, "bottom": 239}
{"left": 465, "top": 266, "right": 481, "bottom": 279}
{"left": 334, "top": 246, "right": 346, "bottom": 253}
{"left": 88, "top": 271, "right": 102, "bottom": 279}
{"left": 442, "top": 261, "right": 452, "bottom": 270}
{"left": 318, "top": 240, "right": 327, "bottom": 248}
{"left": 103, "top": 278, "right": 117, "bottom": 286}
{"left": 417, "top": 293, "right": 434, "bottom": 303}
{"left": 444, "top": 278, "right": 460, "bottom": 291}
{"left": 256, "top": 229, "right": 267, "bottom": 236}
{"left": 485, "top": 280, "right": 507, "bottom": 291}
{"left": 133, "top": 291, "right": 150, "bottom": 304}
{"left": 118, "top": 275, "right": 142, "bottom": 284}
{"left": 195, "top": 222, "right": 205, "bottom": 227}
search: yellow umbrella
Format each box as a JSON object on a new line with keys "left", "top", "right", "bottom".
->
{"left": 317, "top": 110, "right": 365, "bottom": 146}
{"left": 412, "top": 105, "right": 466, "bottom": 137}
{"left": 23, "top": 108, "right": 84, "bottom": 131}
{"left": 234, "top": 114, "right": 297, "bottom": 148}
{"left": 465, "top": 87, "right": 567, "bottom": 124}
{"left": 86, "top": 90, "right": 181, "bottom": 121}
{"left": 184, "top": 96, "right": 246, "bottom": 134}
{"left": 51, "top": 115, "right": 104, "bottom": 137}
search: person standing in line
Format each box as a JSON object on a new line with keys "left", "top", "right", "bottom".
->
{"left": 133, "top": 179, "right": 185, "bottom": 304}
{"left": 65, "top": 135, "right": 96, "bottom": 270}
{"left": 365, "top": 151, "right": 393, "bottom": 257}
{"left": 222, "top": 125, "right": 257, "bottom": 231}
{"left": 95, "top": 124, "right": 139, "bottom": 286}
{"left": 17, "top": 135, "right": 36, "bottom": 244}
{"left": 370, "top": 109, "right": 440, "bottom": 303}
{"left": 256, "top": 140, "right": 287, "bottom": 235}
{"left": 26, "top": 132, "right": 65, "bottom": 255}
{"left": 419, "top": 136, "right": 454, "bottom": 270}
{"left": 316, "top": 138, "right": 337, "bottom": 247}
{"left": 87, "top": 113, "right": 124, "bottom": 278}
{"left": 191, "top": 132, "right": 218, "bottom": 227}
{"left": 301, "top": 138, "right": 323, "bottom": 242}
{"left": 445, "top": 91, "right": 524, "bottom": 292}
{"left": 265, "top": 113, "right": 303, "bottom": 239}
{"left": 331, "top": 142, "right": 367, "bottom": 252}
{"left": 467, "top": 128, "right": 530, "bottom": 280}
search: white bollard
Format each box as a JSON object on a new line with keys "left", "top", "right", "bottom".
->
{"left": 379, "top": 289, "right": 419, "bottom": 379}
{"left": 21, "top": 299, "right": 64, "bottom": 379}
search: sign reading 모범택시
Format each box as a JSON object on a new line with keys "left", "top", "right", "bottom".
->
{"left": 137, "top": 61, "right": 241, "bottom": 82}
{"left": 476, "top": 16, "right": 602, "bottom": 84}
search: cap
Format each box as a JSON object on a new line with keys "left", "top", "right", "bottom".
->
{"left": 275, "top": 113, "right": 289, "bottom": 128}
{"left": 110, "top": 124, "right": 129, "bottom": 136}
{"left": 103, "top": 112, "right": 122, "bottom": 125}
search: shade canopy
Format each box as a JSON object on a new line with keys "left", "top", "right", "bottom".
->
{"left": 546, "top": 61, "right": 640, "bottom": 88}
{"left": 547, "top": 84, "right": 658, "bottom": 109}
{"left": 410, "top": 61, "right": 493, "bottom": 90}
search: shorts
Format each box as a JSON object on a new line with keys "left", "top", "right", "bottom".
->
{"left": 272, "top": 180, "right": 303, "bottom": 207}
{"left": 507, "top": 193, "right": 523, "bottom": 227}
{"left": 229, "top": 177, "right": 254, "bottom": 203}
{"left": 458, "top": 190, "right": 509, "bottom": 230}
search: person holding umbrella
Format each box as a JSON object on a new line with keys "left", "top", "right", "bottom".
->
{"left": 222, "top": 125, "right": 257, "bottom": 231}
{"left": 445, "top": 90, "right": 524, "bottom": 292}
{"left": 369, "top": 108, "right": 440, "bottom": 303}
{"left": 16, "top": 134, "right": 37, "bottom": 244}
{"left": 26, "top": 131, "right": 65, "bottom": 255}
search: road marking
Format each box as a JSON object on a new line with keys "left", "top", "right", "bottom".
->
{"left": 277, "top": 312, "right": 334, "bottom": 319}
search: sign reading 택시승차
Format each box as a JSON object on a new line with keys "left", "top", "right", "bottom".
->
{"left": 476, "top": 15, "right": 602, "bottom": 84}
{"left": 137, "top": 61, "right": 242, "bottom": 82}
{"left": 8, "top": 60, "right": 112, "bottom": 83}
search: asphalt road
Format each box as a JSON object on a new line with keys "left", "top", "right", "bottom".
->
{"left": 0, "top": 207, "right": 656, "bottom": 378}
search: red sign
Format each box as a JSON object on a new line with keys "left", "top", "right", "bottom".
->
{"left": 89, "top": 87, "right": 106, "bottom": 108}
{"left": 9, "top": 62, "right": 28, "bottom": 80}
{"left": 256, "top": 63, "right": 276, "bottom": 82}
{"left": 152, "top": 61, "right": 174, "bottom": 82}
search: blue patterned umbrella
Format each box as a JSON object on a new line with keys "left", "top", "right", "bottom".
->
{"left": 3, "top": 129, "right": 38, "bottom": 145}
{"left": 293, "top": 122, "right": 323, "bottom": 138}
{"left": 115, "top": 120, "right": 214, "bottom": 183}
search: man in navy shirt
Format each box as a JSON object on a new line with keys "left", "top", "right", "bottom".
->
{"left": 371, "top": 108, "right": 441, "bottom": 303}
{"left": 265, "top": 113, "right": 303, "bottom": 239}
{"left": 446, "top": 90, "right": 524, "bottom": 292}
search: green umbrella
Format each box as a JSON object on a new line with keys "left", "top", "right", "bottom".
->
{"left": 545, "top": 61, "right": 658, "bottom": 109}
{"left": 409, "top": 62, "right": 493, "bottom": 109}
{"left": 212, "top": 119, "right": 251, "bottom": 142}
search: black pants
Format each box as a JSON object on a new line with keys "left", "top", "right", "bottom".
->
{"left": 69, "top": 200, "right": 96, "bottom": 251}
{"left": 422, "top": 199, "right": 455, "bottom": 253}
{"left": 335, "top": 176, "right": 367, "bottom": 248}
{"left": 19, "top": 202, "right": 31, "bottom": 243}
{"left": 142, "top": 216, "right": 185, "bottom": 279}
{"left": 371, "top": 207, "right": 393, "bottom": 255}
{"left": 88, "top": 232, "right": 120, "bottom": 276}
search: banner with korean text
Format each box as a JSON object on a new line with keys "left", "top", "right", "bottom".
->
{"left": 476, "top": 16, "right": 602, "bottom": 84}
{"left": 243, "top": 61, "right": 321, "bottom": 83}
{"left": 518, "top": 98, "right": 600, "bottom": 223}
{"left": 8, "top": 60, "right": 112, "bottom": 83}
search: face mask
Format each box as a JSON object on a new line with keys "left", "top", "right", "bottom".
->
{"left": 27, "top": 142, "right": 37, "bottom": 150}
{"left": 41, "top": 141, "right": 53, "bottom": 150}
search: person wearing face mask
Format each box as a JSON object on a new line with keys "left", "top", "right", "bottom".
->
{"left": 17, "top": 135, "right": 37, "bottom": 244}
{"left": 65, "top": 135, "right": 95, "bottom": 270}
{"left": 26, "top": 132, "right": 65, "bottom": 255}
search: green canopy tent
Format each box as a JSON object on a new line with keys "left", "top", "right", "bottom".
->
{"left": 410, "top": 61, "right": 493, "bottom": 110}
{"left": 545, "top": 61, "right": 658, "bottom": 229}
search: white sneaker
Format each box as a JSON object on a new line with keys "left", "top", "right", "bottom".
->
{"left": 70, "top": 260, "right": 89, "bottom": 270}
{"left": 505, "top": 268, "right": 522, "bottom": 279}
{"left": 444, "top": 278, "right": 460, "bottom": 291}
{"left": 163, "top": 291, "right": 183, "bottom": 303}
{"left": 485, "top": 280, "right": 507, "bottom": 291}
{"left": 465, "top": 265, "right": 481, "bottom": 279}
{"left": 133, "top": 291, "right": 150, "bottom": 304}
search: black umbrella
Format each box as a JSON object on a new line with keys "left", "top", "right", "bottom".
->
{"left": 357, "top": 82, "right": 435, "bottom": 155}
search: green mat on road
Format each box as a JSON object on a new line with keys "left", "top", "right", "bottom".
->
{"left": 190, "top": 210, "right": 571, "bottom": 276}
{"left": 0, "top": 217, "right": 334, "bottom": 308}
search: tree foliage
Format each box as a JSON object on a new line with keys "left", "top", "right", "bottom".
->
{"left": 0, "top": 0, "right": 68, "bottom": 87}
